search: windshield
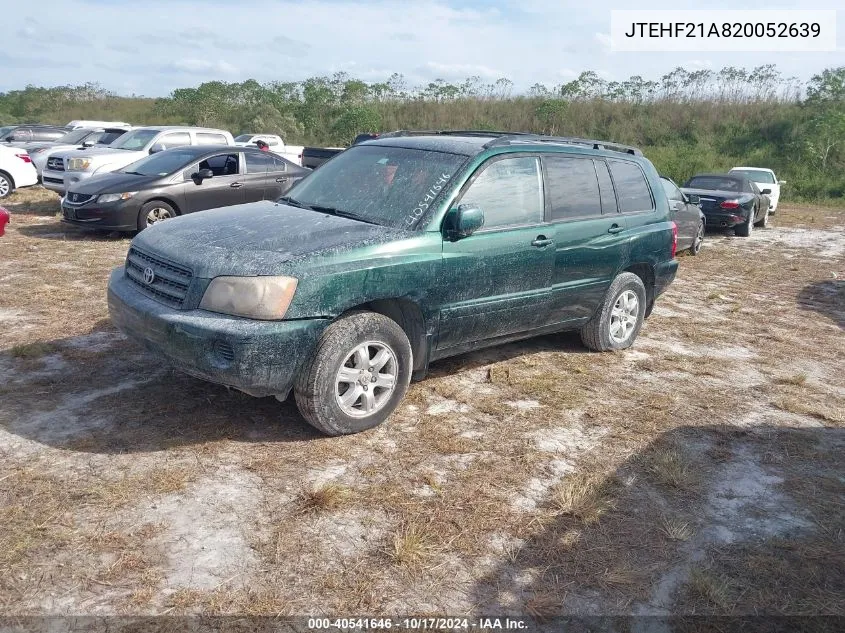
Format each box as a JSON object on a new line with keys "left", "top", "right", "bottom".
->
{"left": 234, "top": 134, "right": 254, "bottom": 142}
{"left": 731, "top": 169, "right": 775, "bottom": 184}
{"left": 284, "top": 145, "right": 467, "bottom": 229}
{"left": 120, "top": 148, "right": 199, "bottom": 177}
{"left": 686, "top": 176, "right": 742, "bottom": 192}
{"left": 99, "top": 130, "right": 129, "bottom": 145}
{"left": 56, "top": 129, "right": 95, "bottom": 144}
{"left": 110, "top": 129, "right": 160, "bottom": 150}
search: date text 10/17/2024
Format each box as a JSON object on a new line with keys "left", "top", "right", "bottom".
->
{"left": 308, "top": 618, "right": 529, "bottom": 630}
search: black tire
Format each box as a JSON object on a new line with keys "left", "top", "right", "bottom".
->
{"left": 0, "top": 171, "right": 14, "bottom": 199}
{"left": 754, "top": 207, "right": 769, "bottom": 228}
{"left": 580, "top": 272, "right": 647, "bottom": 352}
{"left": 735, "top": 210, "right": 754, "bottom": 237}
{"left": 689, "top": 221, "right": 704, "bottom": 255}
{"left": 137, "top": 200, "right": 177, "bottom": 231}
{"left": 294, "top": 311, "right": 412, "bottom": 436}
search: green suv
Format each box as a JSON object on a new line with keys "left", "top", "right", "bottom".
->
{"left": 107, "top": 131, "right": 679, "bottom": 435}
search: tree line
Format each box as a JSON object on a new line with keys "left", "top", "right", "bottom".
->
{"left": 1, "top": 65, "right": 843, "bottom": 201}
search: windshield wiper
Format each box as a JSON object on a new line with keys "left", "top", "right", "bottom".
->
{"left": 277, "top": 197, "right": 382, "bottom": 225}
{"left": 123, "top": 171, "right": 144, "bottom": 176}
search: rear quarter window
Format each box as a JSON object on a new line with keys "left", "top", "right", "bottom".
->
{"left": 196, "top": 133, "right": 228, "bottom": 145}
{"left": 608, "top": 159, "right": 654, "bottom": 213}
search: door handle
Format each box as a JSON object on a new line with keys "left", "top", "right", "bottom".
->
{"left": 531, "top": 236, "right": 553, "bottom": 248}
{"left": 230, "top": 182, "right": 243, "bottom": 188}
{"left": 275, "top": 177, "right": 288, "bottom": 183}
{"left": 607, "top": 224, "right": 624, "bottom": 234}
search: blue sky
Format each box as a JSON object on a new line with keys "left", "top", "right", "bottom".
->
{"left": 3, "top": 0, "right": 843, "bottom": 96}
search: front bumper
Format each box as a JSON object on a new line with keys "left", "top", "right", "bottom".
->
{"left": 61, "top": 196, "right": 140, "bottom": 231}
{"left": 107, "top": 267, "right": 330, "bottom": 398}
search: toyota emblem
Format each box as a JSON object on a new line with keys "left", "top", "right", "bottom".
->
{"left": 143, "top": 267, "right": 156, "bottom": 285}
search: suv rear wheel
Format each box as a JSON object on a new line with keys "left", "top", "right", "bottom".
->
{"left": 581, "top": 272, "right": 647, "bottom": 351}
{"left": 294, "top": 311, "right": 412, "bottom": 435}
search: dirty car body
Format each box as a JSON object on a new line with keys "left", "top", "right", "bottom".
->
{"left": 108, "top": 132, "right": 678, "bottom": 435}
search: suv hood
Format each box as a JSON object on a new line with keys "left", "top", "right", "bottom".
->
{"left": 54, "top": 146, "right": 139, "bottom": 160}
{"left": 132, "top": 201, "right": 412, "bottom": 277}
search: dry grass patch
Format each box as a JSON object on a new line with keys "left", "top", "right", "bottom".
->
{"left": 549, "top": 473, "right": 616, "bottom": 525}
{"left": 685, "top": 567, "right": 735, "bottom": 610}
{"left": 388, "top": 522, "right": 436, "bottom": 568}
{"left": 9, "top": 341, "right": 57, "bottom": 359}
{"left": 775, "top": 373, "right": 808, "bottom": 386}
{"left": 643, "top": 448, "right": 700, "bottom": 492}
{"left": 298, "top": 483, "right": 352, "bottom": 513}
{"left": 660, "top": 516, "right": 694, "bottom": 542}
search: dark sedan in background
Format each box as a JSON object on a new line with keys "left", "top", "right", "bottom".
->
{"left": 681, "top": 173, "right": 771, "bottom": 237}
{"left": 660, "top": 176, "right": 705, "bottom": 255}
{"left": 61, "top": 145, "right": 310, "bottom": 233}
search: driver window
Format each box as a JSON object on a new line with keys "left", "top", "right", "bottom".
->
{"left": 200, "top": 153, "right": 240, "bottom": 176}
{"left": 459, "top": 156, "right": 544, "bottom": 230}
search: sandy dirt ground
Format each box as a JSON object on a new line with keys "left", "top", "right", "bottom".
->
{"left": 0, "top": 187, "right": 843, "bottom": 619}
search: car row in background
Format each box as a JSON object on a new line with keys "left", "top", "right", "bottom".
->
{"left": 42, "top": 126, "right": 235, "bottom": 194}
{"left": 61, "top": 144, "right": 309, "bottom": 233}
{"left": 15, "top": 126, "right": 133, "bottom": 176}
{"left": 681, "top": 173, "right": 771, "bottom": 237}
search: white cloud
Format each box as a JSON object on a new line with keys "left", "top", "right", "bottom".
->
{"left": 171, "top": 59, "right": 238, "bottom": 74}
{"left": 420, "top": 62, "right": 504, "bottom": 80}
{"left": 595, "top": 32, "right": 613, "bottom": 51}
{"left": 688, "top": 59, "right": 714, "bottom": 69}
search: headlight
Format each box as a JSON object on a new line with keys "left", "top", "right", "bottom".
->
{"left": 97, "top": 192, "right": 137, "bottom": 203}
{"left": 199, "top": 276, "right": 298, "bottom": 320}
{"left": 67, "top": 157, "right": 92, "bottom": 171}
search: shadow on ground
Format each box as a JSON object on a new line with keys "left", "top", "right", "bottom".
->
{"left": 798, "top": 280, "right": 844, "bottom": 330}
{"left": 468, "top": 424, "right": 845, "bottom": 628}
{"left": 0, "top": 325, "right": 590, "bottom": 454}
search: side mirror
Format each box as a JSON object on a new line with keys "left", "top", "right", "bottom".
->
{"left": 149, "top": 143, "right": 165, "bottom": 154}
{"left": 778, "top": 180, "right": 786, "bottom": 185}
{"left": 192, "top": 168, "right": 214, "bottom": 182}
{"left": 445, "top": 204, "right": 484, "bottom": 241}
{"left": 687, "top": 194, "right": 700, "bottom": 205}
{"left": 81, "top": 140, "right": 95, "bottom": 148}
{"left": 761, "top": 188, "right": 772, "bottom": 195}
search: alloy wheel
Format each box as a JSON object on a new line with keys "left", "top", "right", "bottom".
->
{"left": 335, "top": 341, "right": 398, "bottom": 418}
{"left": 609, "top": 290, "right": 640, "bottom": 344}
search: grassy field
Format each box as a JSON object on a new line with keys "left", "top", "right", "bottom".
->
{"left": 0, "top": 187, "right": 843, "bottom": 617}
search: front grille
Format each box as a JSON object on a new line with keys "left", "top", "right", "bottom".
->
{"left": 47, "top": 157, "right": 65, "bottom": 172}
{"left": 65, "top": 192, "right": 93, "bottom": 205}
{"left": 125, "top": 247, "right": 193, "bottom": 308}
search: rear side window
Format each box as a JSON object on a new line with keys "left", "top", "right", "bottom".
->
{"left": 544, "top": 156, "right": 602, "bottom": 220}
{"left": 245, "top": 151, "right": 275, "bottom": 174}
{"left": 196, "top": 133, "right": 228, "bottom": 145}
{"left": 460, "top": 156, "right": 544, "bottom": 229}
{"left": 608, "top": 160, "right": 654, "bottom": 213}
{"left": 158, "top": 132, "right": 191, "bottom": 149}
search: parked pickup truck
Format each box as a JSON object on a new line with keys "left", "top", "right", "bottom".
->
{"left": 17, "top": 127, "right": 132, "bottom": 177}
{"left": 41, "top": 126, "right": 234, "bottom": 194}
{"left": 234, "top": 134, "right": 304, "bottom": 166}
{"left": 301, "top": 146, "right": 345, "bottom": 169}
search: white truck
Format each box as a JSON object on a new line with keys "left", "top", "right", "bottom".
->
{"left": 65, "top": 120, "right": 133, "bottom": 130}
{"left": 41, "top": 126, "right": 234, "bottom": 194}
{"left": 729, "top": 167, "right": 785, "bottom": 214}
{"left": 233, "top": 133, "right": 304, "bottom": 166}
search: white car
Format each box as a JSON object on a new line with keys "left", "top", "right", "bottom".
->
{"left": 0, "top": 145, "right": 38, "bottom": 198}
{"left": 729, "top": 167, "right": 785, "bottom": 213}
{"left": 17, "top": 127, "right": 132, "bottom": 177}
{"left": 41, "top": 126, "right": 234, "bottom": 193}
{"left": 233, "top": 133, "right": 304, "bottom": 166}
{"left": 65, "top": 119, "right": 132, "bottom": 130}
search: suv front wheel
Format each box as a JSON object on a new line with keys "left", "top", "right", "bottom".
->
{"left": 580, "top": 272, "right": 647, "bottom": 352}
{"left": 295, "top": 311, "right": 413, "bottom": 435}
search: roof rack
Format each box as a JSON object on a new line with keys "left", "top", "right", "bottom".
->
{"left": 376, "top": 130, "right": 642, "bottom": 156}
{"left": 484, "top": 134, "right": 642, "bottom": 156}
{"left": 377, "top": 129, "right": 537, "bottom": 139}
